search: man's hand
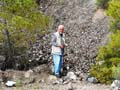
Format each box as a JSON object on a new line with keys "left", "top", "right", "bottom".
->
{"left": 59, "top": 45, "right": 64, "bottom": 48}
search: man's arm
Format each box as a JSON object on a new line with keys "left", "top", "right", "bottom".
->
{"left": 51, "top": 34, "right": 59, "bottom": 47}
{"left": 63, "top": 34, "right": 68, "bottom": 47}
{"left": 51, "top": 34, "right": 64, "bottom": 48}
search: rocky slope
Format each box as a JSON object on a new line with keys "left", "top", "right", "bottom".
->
{"left": 28, "top": 0, "right": 110, "bottom": 73}
{"left": 0, "top": 0, "right": 110, "bottom": 72}
{"left": 0, "top": 1, "right": 111, "bottom": 89}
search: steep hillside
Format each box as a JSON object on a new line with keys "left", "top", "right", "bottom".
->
{"left": 29, "top": 0, "right": 110, "bottom": 73}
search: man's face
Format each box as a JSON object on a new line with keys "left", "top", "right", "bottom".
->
{"left": 58, "top": 28, "right": 64, "bottom": 34}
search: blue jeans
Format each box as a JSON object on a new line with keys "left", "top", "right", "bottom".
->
{"left": 52, "top": 48, "right": 64, "bottom": 76}
{"left": 53, "top": 54, "right": 63, "bottom": 76}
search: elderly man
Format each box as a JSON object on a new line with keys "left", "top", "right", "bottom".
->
{"left": 51, "top": 25, "right": 67, "bottom": 77}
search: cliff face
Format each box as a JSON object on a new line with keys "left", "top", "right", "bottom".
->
{"left": 29, "top": 0, "right": 110, "bottom": 73}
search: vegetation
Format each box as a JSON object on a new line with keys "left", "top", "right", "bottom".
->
{"left": 90, "top": 31, "right": 120, "bottom": 84}
{"left": 106, "top": 0, "right": 120, "bottom": 32}
{"left": 90, "top": 0, "right": 120, "bottom": 84}
{"left": 96, "top": 0, "right": 111, "bottom": 9}
{"left": 0, "top": 0, "right": 51, "bottom": 69}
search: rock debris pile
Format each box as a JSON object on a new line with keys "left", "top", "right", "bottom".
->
{"left": 28, "top": 0, "right": 110, "bottom": 73}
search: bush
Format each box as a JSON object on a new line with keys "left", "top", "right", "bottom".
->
{"left": 90, "top": 65, "right": 113, "bottom": 84}
{"left": 90, "top": 30, "right": 120, "bottom": 84}
{"left": 90, "top": 0, "right": 120, "bottom": 84}
{"left": 112, "top": 65, "right": 120, "bottom": 80}
{"left": 106, "top": 1, "right": 120, "bottom": 32}
{"left": 96, "top": 0, "right": 110, "bottom": 9}
{"left": 0, "top": 0, "right": 51, "bottom": 69}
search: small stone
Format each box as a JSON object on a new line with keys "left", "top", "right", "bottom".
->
{"left": 24, "top": 70, "right": 33, "bottom": 78}
{"left": 79, "top": 73, "right": 88, "bottom": 81}
{"left": 52, "top": 80, "right": 60, "bottom": 85}
{"left": 87, "top": 77, "right": 98, "bottom": 83}
{"left": 66, "top": 82, "right": 74, "bottom": 90}
{"left": 0, "top": 55, "right": 5, "bottom": 61}
{"left": 39, "top": 79, "right": 45, "bottom": 83}
{"left": 66, "top": 72, "right": 77, "bottom": 80}
{"left": 50, "top": 64, "right": 54, "bottom": 74}
{"left": 111, "top": 80, "right": 120, "bottom": 90}
{"left": 29, "top": 60, "right": 32, "bottom": 62}
{"left": 24, "top": 78, "right": 36, "bottom": 85}
{"left": 5, "top": 81, "right": 16, "bottom": 87}
{"left": 48, "top": 75, "right": 58, "bottom": 83}
{"left": 63, "top": 80, "right": 69, "bottom": 84}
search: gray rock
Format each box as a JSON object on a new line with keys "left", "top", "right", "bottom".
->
{"left": 24, "top": 70, "right": 33, "bottom": 78}
{"left": 111, "top": 80, "right": 120, "bottom": 90}
{"left": 66, "top": 72, "right": 77, "bottom": 81}
{"left": 87, "top": 77, "right": 98, "bottom": 83}
{"left": 52, "top": 80, "right": 60, "bottom": 85}
{"left": 0, "top": 55, "right": 5, "bottom": 62}
{"left": 39, "top": 79, "right": 45, "bottom": 83}
{"left": 24, "top": 78, "right": 36, "bottom": 85}
{"left": 50, "top": 64, "right": 54, "bottom": 74}
{"left": 48, "top": 75, "right": 58, "bottom": 83}
{"left": 66, "top": 82, "right": 74, "bottom": 90}
{"left": 33, "top": 64, "right": 49, "bottom": 73}
{"left": 79, "top": 73, "right": 88, "bottom": 81}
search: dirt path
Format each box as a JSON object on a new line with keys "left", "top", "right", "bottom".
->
{"left": 0, "top": 81, "right": 110, "bottom": 90}
{"left": 0, "top": 72, "right": 110, "bottom": 90}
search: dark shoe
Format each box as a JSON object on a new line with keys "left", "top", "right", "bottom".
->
{"left": 55, "top": 74, "right": 61, "bottom": 78}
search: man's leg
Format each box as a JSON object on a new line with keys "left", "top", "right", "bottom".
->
{"left": 53, "top": 54, "right": 61, "bottom": 76}
{"left": 59, "top": 55, "right": 63, "bottom": 74}
{"left": 60, "top": 48, "right": 64, "bottom": 75}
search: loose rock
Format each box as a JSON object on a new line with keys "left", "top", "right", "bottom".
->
{"left": 111, "top": 80, "right": 120, "bottom": 90}
{"left": 5, "top": 81, "right": 16, "bottom": 87}
{"left": 87, "top": 77, "right": 98, "bottom": 83}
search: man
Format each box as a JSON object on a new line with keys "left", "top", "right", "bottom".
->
{"left": 51, "top": 25, "right": 67, "bottom": 77}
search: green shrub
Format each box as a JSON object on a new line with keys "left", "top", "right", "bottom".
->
{"left": 96, "top": 0, "right": 110, "bottom": 9}
{"left": 0, "top": 0, "right": 52, "bottom": 68}
{"left": 90, "top": 31, "right": 120, "bottom": 84}
{"left": 90, "top": 0, "right": 120, "bottom": 84}
{"left": 90, "top": 65, "right": 113, "bottom": 84}
{"left": 15, "top": 80, "right": 23, "bottom": 87}
{"left": 106, "top": 1, "right": 120, "bottom": 32}
{"left": 112, "top": 65, "right": 120, "bottom": 80}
